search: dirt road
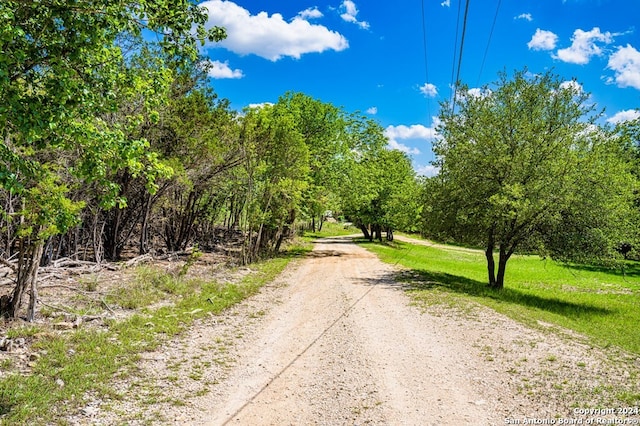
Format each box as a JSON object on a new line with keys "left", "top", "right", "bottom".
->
{"left": 200, "top": 237, "right": 500, "bottom": 425}
{"left": 88, "top": 235, "right": 637, "bottom": 426}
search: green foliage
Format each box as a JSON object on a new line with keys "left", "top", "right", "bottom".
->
{"left": 0, "top": 0, "right": 227, "bottom": 317}
{"left": 240, "top": 102, "right": 311, "bottom": 258}
{"left": 424, "top": 68, "right": 638, "bottom": 287}
{"left": 179, "top": 247, "right": 203, "bottom": 277}
{"left": 340, "top": 138, "right": 420, "bottom": 237}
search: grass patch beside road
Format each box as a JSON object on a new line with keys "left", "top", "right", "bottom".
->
{"left": 301, "top": 221, "right": 358, "bottom": 242}
{"left": 0, "top": 246, "right": 305, "bottom": 425}
{"left": 361, "top": 239, "right": 640, "bottom": 355}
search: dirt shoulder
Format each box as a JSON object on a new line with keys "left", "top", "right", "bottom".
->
{"left": 69, "top": 236, "right": 639, "bottom": 425}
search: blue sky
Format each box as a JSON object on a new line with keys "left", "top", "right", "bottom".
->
{"left": 197, "top": 0, "right": 640, "bottom": 176}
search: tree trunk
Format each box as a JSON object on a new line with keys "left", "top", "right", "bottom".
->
{"left": 359, "top": 224, "right": 371, "bottom": 241}
{"left": 317, "top": 215, "right": 324, "bottom": 232}
{"left": 311, "top": 216, "right": 316, "bottom": 233}
{"left": 386, "top": 228, "right": 394, "bottom": 241}
{"left": 5, "top": 237, "right": 44, "bottom": 320}
{"left": 495, "top": 245, "right": 512, "bottom": 290}
{"left": 139, "top": 195, "right": 151, "bottom": 255}
{"left": 103, "top": 207, "right": 123, "bottom": 261}
{"left": 485, "top": 228, "right": 496, "bottom": 288}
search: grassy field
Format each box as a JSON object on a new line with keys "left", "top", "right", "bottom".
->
{"left": 0, "top": 246, "right": 308, "bottom": 425}
{"left": 360, "top": 238, "right": 640, "bottom": 355}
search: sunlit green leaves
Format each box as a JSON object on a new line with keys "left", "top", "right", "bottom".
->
{"left": 425, "top": 68, "right": 638, "bottom": 285}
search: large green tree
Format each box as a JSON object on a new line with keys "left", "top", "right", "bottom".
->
{"left": 425, "top": 69, "right": 636, "bottom": 289}
{"left": 277, "top": 92, "right": 347, "bottom": 231}
{"left": 0, "top": 0, "right": 225, "bottom": 319}
{"left": 240, "top": 103, "right": 310, "bottom": 262}
{"left": 339, "top": 118, "right": 418, "bottom": 240}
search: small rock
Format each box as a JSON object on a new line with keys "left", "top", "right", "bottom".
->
{"left": 0, "top": 338, "right": 13, "bottom": 352}
{"left": 81, "top": 406, "right": 99, "bottom": 417}
{"left": 56, "top": 378, "right": 65, "bottom": 388}
{"left": 28, "top": 353, "right": 40, "bottom": 361}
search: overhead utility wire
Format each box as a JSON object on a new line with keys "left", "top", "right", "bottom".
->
{"left": 477, "top": 0, "right": 502, "bottom": 86}
{"left": 449, "top": 0, "right": 463, "bottom": 108}
{"left": 451, "top": 0, "right": 471, "bottom": 110}
{"left": 421, "top": 0, "right": 432, "bottom": 123}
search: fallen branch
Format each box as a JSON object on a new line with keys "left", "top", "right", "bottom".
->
{"left": 41, "top": 265, "right": 101, "bottom": 276}
{"left": 122, "top": 253, "right": 154, "bottom": 268}
{"left": 37, "top": 300, "right": 110, "bottom": 323}
{"left": 0, "top": 258, "right": 17, "bottom": 272}
{"left": 39, "top": 283, "right": 107, "bottom": 296}
{"left": 53, "top": 258, "right": 100, "bottom": 268}
{"left": 101, "top": 298, "right": 116, "bottom": 315}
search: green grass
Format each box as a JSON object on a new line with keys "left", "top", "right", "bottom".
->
{"left": 360, "top": 240, "right": 640, "bottom": 354}
{"left": 0, "top": 245, "right": 307, "bottom": 425}
{"left": 300, "top": 221, "right": 358, "bottom": 242}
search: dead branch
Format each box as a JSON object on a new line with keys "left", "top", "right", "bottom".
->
{"left": 52, "top": 258, "right": 100, "bottom": 268}
{"left": 38, "top": 283, "right": 108, "bottom": 296}
{"left": 101, "top": 298, "right": 116, "bottom": 315}
{"left": 122, "top": 253, "right": 154, "bottom": 268}
{"left": 37, "top": 300, "right": 109, "bottom": 324}
{"left": 0, "top": 258, "right": 17, "bottom": 272}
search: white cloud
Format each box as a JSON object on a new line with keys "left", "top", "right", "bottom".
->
{"left": 441, "top": 0, "right": 451, "bottom": 7}
{"left": 247, "top": 102, "right": 274, "bottom": 109}
{"left": 515, "top": 13, "right": 533, "bottom": 22}
{"left": 607, "top": 44, "right": 640, "bottom": 89}
{"left": 419, "top": 83, "right": 438, "bottom": 98}
{"left": 385, "top": 124, "right": 437, "bottom": 141}
{"left": 205, "top": 60, "right": 244, "bottom": 79}
{"left": 464, "top": 87, "right": 492, "bottom": 99}
{"left": 527, "top": 29, "right": 558, "bottom": 51}
{"left": 200, "top": 1, "right": 349, "bottom": 61}
{"left": 416, "top": 164, "right": 440, "bottom": 177}
{"left": 607, "top": 109, "right": 640, "bottom": 124}
{"left": 384, "top": 123, "right": 438, "bottom": 155}
{"left": 554, "top": 27, "right": 614, "bottom": 65}
{"left": 298, "top": 7, "right": 323, "bottom": 20}
{"left": 366, "top": 106, "right": 378, "bottom": 115}
{"left": 387, "top": 139, "right": 420, "bottom": 155}
{"left": 340, "top": 1, "right": 369, "bottom": 29}
{"left": 467, "top": 88, "right": 483, "bottom": 98}
{"left": 559, "top": 80, "right": 583, "bottom": 93}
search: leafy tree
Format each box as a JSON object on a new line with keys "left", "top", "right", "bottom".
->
{"left": 339, "top": 117, "right": 417, "bottom": 240}
{"left": 377, "top": 150, "right": 422, "bottom": 237}
{"left": 425, "top": 69, "right": 637, "bottom": 289}
{"left": 0, "top": 0, "right": 225, "bottom": 319}
{"left": 240, "top": 103, "right": 310, "bottom": 261}
{"left": 276, "top": 93, "right": 347, "bottom": 231}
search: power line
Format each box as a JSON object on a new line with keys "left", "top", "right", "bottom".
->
{"left": 477, "top": 0, "right": 502, "bottom": 86}
{"left": 451, "top": 0, "right": 471, "bottom": 110}
{"left": 449, "top": 0, "right": 463, "bottom": 108}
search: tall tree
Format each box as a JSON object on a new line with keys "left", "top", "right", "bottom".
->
{"left": 240, "top": 103, "right": 310, "bottom": 262}
{"left": 0, "top": 0, "right": 225, "bottom": 319}
{"left": 338, "top": 117, "right": 417, "bottom": 240}
{"left": 276, "top": 93, "right": 346, "bottom": 231}
{"left": 425, "top": 69, "right": 637, "bottom": 289}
